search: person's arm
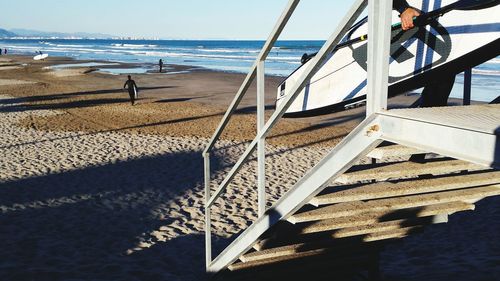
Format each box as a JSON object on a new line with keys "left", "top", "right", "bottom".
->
{"left": 123, "top": 81, "right": 128, "bottom": 89}
{"left": 393, "top": 0, "right": 410, "bottom": 13}
{"left": 393, "top": 0, "right": 421, "bottom": 31}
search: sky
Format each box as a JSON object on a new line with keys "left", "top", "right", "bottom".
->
{"left": 1, "top": 0, "right": 358, "bottom": 39}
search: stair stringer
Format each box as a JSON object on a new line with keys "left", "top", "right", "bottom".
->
{"left": 208, "top": 115, "right": 383, "bottom": 273}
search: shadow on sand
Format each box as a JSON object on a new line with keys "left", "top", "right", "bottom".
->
{"left": 0, "top": 86, "right": 177, "bottom": 113}
{"left": 0, "top": 150, "right": 217, "bottom": 281}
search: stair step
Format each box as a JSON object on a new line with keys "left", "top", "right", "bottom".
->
{"left": 312, "top": 171, "right": 500, "bottom": 206}
{"left": 367, "top": 145, "right": 425, "bottom": 160}
{"left": 332, "top": 215, "right": 447, "bottom": 239}
{"left": 240, "top": 217, "right": 426, "bottom": 266}
{"left": 289, "top": 185, "right": 499, "bottom": 223}
{"left": 234, "top": 242, "right": 380, "bottom": 271}
{"left": 254, "top": 202, "right": 470, "bottom": 251}
{"left": 363, "top": 226, "right": 423, "bottom": 242}
{"left": 252, "top": 215, "right": 447, "bottom": 260}
{"left": 243, "top": 241, "right": 339, "bottom": 263}
{"left": 336, "top": 159, "right": 485, "bottom": 184}
{"left": 298, "top": 201, "right": 473, "bottom": 234}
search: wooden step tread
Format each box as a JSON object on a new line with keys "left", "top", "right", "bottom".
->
{"left": 235, "top": 241, "right": 381, "bottom": 271}
{"left": 299, "top": 201, "right": 472, "bottom": 234}
{"left": 240, "top": 222, "right": 421, "bottom": 266}
{"left": 250, "top": 215, "right": 448, "bottom": 262}
{"left": 242, "top": 241, "right": 335, "bottom": 263}
{"left": 367, "top": 145, "right": 425, "bottom": 160}
{"left": 336, "top": 159, "right": 485, "bottom": 184}
{"left": 364, "top": 226, "right": 423, "bottom": 242}
{"left": 332, "top": 215, "right": 447, "bottom": 239}
{"left": 230, "top": 250, "right": 374, "bottom": 271}
{"left": 290, "top": 185, "right": 499, "bottom": 223}
{"left": 312, "top": 171, "right": 500, "bottom": 206}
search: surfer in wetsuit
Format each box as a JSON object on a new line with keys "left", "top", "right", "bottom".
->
{"left": 393, "top": 0, "right": 456, "bottom": 108}
{"left": 123, "top": 75, "right": 138, "bottom": 106}
{"left": 159, "top": 59, "right": 164, "bottom": 73}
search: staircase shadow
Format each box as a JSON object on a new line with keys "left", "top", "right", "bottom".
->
{"left": 0, "top": 149, "right": 220, "bottom": 281}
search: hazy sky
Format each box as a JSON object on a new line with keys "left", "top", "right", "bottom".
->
{"left": 2, "top": 0, "right": 357, "bottom": 39}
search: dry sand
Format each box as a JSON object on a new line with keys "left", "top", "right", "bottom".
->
{"left": 0, "top": 55, "right": 498, "bottom": 281}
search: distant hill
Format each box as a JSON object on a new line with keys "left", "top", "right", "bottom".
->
{"left": 0, "top": 28, "right": 17, "bottom": 38}
{"left": 9, "top": 28, "right": 113, "bottom": 39}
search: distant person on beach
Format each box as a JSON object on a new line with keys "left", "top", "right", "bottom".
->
{"left": 393, "top": 0, "right": 455, "bottom": 108}
{"left": 123, "top": 75, "right": 139, "bottom": 106}
{"left": 159, "top": 59, "right": 164, "bottom": 73}
{"left": 4, "top": 49, "right": 7, "bottom": 55}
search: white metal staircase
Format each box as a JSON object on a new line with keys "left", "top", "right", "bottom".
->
{"left": 203, "top": 0, "right": 500, "bottom": 277}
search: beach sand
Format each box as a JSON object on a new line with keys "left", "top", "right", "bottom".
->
{"left": 0, "top": 56, "right": 498, "bottom": 280}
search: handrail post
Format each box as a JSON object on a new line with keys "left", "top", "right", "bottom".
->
{"left": 366, "top": 0, "right": 393, "bottom": 115}
{"left": 257, "top": 60, "right": 266, "bottom": 217}
{"left": 463, "top": 68, "right": 472, "bottom": 105}
{"left": 204, "top": 153, "right": 212, "bottom": 269}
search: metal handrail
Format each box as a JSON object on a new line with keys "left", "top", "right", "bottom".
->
{"left": 203, "top": 0, "right": 300, "bottom": 155}
{"left": 205, "top": 0, "right": 367, "bottom": 209}
{"left": 204, "top": 0, "right": 369, "bottom": 270}
{"left": 204, "top": 0, "right": 300, "bottom": 268}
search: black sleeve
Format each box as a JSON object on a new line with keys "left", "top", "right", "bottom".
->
{"left": 393, "top": 0, "right": 410, "bottom": 13}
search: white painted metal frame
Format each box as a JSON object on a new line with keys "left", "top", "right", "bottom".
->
{"left": 378, "top": 113, "right": 499, "bottom": 168}
{"left": 204, "top": 0, "right": 373, "bottom": 272}
{"left": 202, "top": 0, "right": 500, "bottom": 273}
{"left": 257, "top": 60, "right": 266, "bottom": 217}
{"left": 208, "top": 117, "right": 382, "bottom": 273}
{"left": 203, "top": 0, "right": 300, "bottom": 269}
{"left": 366, "top": 0, "right": 393, "bottom": 115}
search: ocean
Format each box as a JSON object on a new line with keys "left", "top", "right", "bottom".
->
{"left": 0, "top": 39, "right": 498, "bottom": 102}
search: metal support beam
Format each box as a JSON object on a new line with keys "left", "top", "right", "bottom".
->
{"left": 257, "top": 60, "right": 266, "bottom": 217}
{"left": 206, "top": 0, "right": 367, "bottom": 209}
{"left": 204, "top": 154, "right": 212, "bottom": 268}
{"left": 366, "top": 0, "right": 393, "bottom": 115}
{"left": 463, "top": 68, "right": 472, "bottom": 105}
{"left": 207, "top": 116, "right": 383, "bottom": 273}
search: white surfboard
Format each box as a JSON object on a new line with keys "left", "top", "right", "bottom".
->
{"left": 133, "top": 86, "right": 138, "bottom": 99}
{"left": 277, "top": 0, "right": 500, "bottom": 117}
{"left": 33, "top": 54, "right": 49, "bottom": 61}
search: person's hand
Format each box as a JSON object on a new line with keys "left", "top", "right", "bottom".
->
{"left": 400, "top": 7, "right": 421, "bottom": 31}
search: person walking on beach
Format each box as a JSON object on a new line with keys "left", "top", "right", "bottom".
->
{"left": 123, "top": 75, "right": 139, "bottom": 106}
{"left": 4, "top": 49, "right": 7, "bottom": 55}
{"left": 159, "top": 59, "right": 164, "bottom": 73}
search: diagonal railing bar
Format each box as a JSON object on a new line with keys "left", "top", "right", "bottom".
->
{"left": 203, "top": 0, "right": 300, "bottom": 155}
{"left": 204, "top": 0, "right": 369, "bottom": 272}
{"left": 204, "top": 0, "right": 300, "bottom": 269}
{"left": 207, "top": 0, "right": 367, "bottom": 208}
